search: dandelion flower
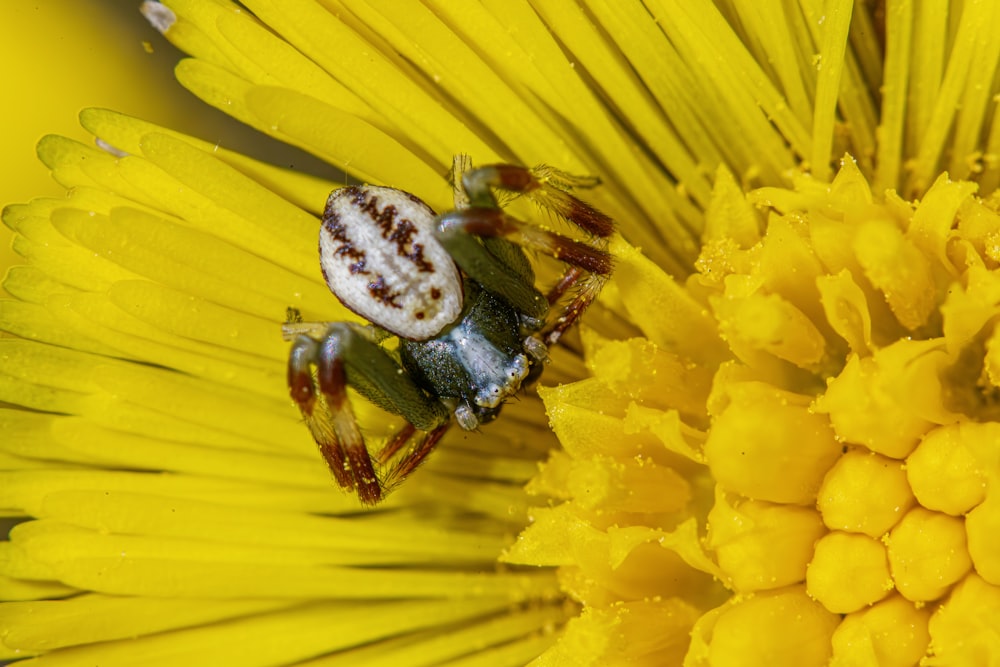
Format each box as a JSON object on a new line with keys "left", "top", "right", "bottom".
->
{"left": 2, "top": 1, "right": 1000, "bottom": 666}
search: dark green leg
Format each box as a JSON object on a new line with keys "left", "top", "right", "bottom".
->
{"left": 434, "top": 227, "right": 549, "bottom": 319}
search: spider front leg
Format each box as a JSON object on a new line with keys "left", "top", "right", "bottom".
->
{"left": 286, "top": 322, "right": 450, "bottom": 505}
{"left": 438, "top": 163, "right": 616, "bottom": 344}
{"left": 462, "top": 163, "right": 615, "bottom": 238}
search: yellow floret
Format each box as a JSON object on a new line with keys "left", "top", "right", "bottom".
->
{"left": 965, "top": 488, "right": 1000, "bottom": 585}
{"left": 853, "top": 217, "right": 936, "bottom": 331}
{"left": 707, "top": 491, "right": 826, "bottom": 593}
{"left": 705, "top": 383, "right": 842, "bottom": 504}
{"left": 906, "top": 422, "right": 992, "bottom": 515}
{"left": 693, "top": 587, "right": 840, "bottom": 667}
{"left": 887, "top": 508, "right": 972, "bottom": 602}
{"left": 816, "top": 342, "right": 945, "bottom": 458}
{"left": 713, "top": 291, "right": 828, "bottom": 368}
{"left": 807, "top": 531, "right": 893, "bottom": 613}
{"left": 926, "top": 574, "right": 1000, "bottom": 664}
{"left": 829, "top": 595, "right": 931, "bottom": 667}
{"left": 817, "top": 449, "right": 915, "bottom": 536}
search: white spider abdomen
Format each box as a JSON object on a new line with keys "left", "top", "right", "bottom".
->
{"left": 319, "top": 185, "right": 464, "bottom": 340}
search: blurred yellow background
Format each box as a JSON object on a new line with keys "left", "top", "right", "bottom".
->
{"left": 1, "top": 2, "right": 188, "bottom": 291}
{"left": 0, "top": 1, "right": 332, "bottom": 297}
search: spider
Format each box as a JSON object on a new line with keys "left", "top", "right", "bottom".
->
{"left": 283, "top": 158, "right": 615, "bottom": 504}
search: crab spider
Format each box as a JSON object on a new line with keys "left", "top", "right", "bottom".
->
{"left": 284, "top": 158, "right": 615, "bottom": 504}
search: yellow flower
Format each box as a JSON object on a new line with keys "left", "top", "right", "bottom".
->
{"left": 500, "top": 3, "right": 1000, "bottom": 666}
{"left": 2, "top": 2, "right": 999, "bottom": 667}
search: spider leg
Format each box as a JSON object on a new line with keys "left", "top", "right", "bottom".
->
{"left": 377, "top": 422, "right": 451, "bottom": 494}
{"left": 437, "top": 208, "right": 614, "bottom": 345}
{"left": 461, "top": 163, "right": 615, "bottom": 238}
{"left": 438, "top": 209, "right": 612, "bottom": 274}
{"left": 287, "top": 323, "right": 450, "bottom": 505}
{"left": 449, "top": 162, "right": 617, "bottom": 344}
{"left": 289, "top": 334, "right": 374, "bottom": 500}
{"left": 376, "top": 422, "right": 418, "bottom": 464}
{"left": 434, "top": 224, "right": 549, "bottom": 320}
{"left": 542, "top": 270, "right": 609, "bottom": 345}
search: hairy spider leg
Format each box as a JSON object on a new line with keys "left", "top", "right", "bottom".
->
{"left": 375, "top": 422, "right": 417, "bottom": 464}
{"left": 439, "top": 208, "right": 612, "bottom": 274}
{"left": 315, "top": 336, "right": 382, "bottom": 504}
{"left": 287, "top": 323, "right": 450, "bottom": 505}
{"left": 462, "top": 164, "right": 615, "bottom": 237}
{"left": 288, "top": 334, "right": 370, "bottom": 498}
{"left": 378, "top": 422, "right": 450, "bottom": 493}
{"left": 288, "top": 335, "right": 356, "bottom": 493}
{"left": 437, "top": 206, "right": 614, "bottom": 345}
{"left": 545, "top": 266, "right": 583, "bottom": 304}
{"left": 455, "top": 164, "right": 616, "bottom": 344}
{"left": 450, "top": 158, "right": 538, "bottom": 293}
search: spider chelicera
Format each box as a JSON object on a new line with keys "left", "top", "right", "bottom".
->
{"left": 283, "top": 158, "right": 615, "bottom": 504}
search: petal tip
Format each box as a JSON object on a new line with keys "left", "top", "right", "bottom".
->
{"left": 140, "top": 1, "right": 175, "bottom": 35}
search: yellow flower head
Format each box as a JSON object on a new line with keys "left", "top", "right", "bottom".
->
{"left": 2, "top": 1, "right": 1000, "bottom": 666}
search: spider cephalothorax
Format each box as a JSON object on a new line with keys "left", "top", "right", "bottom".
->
{"left": 284, "top": 159, "right": 615, "bottom": 504}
